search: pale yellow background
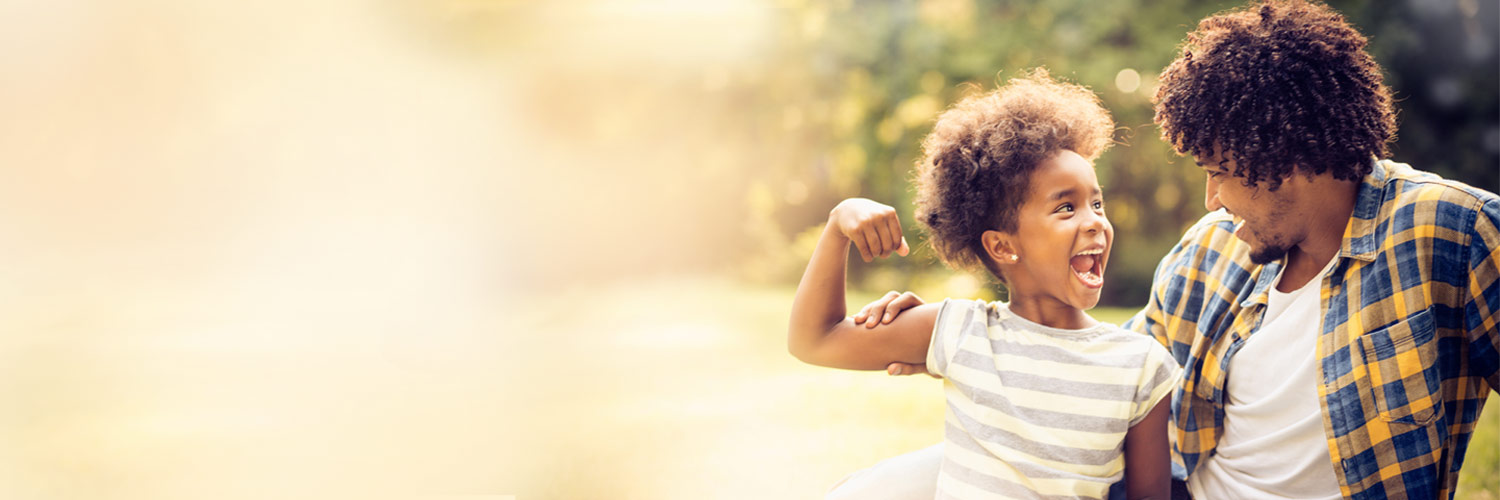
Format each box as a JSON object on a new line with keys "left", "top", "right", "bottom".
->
{"left": 0, "top": 1, "right": 834, "bottom": 499}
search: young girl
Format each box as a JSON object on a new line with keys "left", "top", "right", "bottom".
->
{"left": 788, "top": 69, "right": 1178, "bottom": 500}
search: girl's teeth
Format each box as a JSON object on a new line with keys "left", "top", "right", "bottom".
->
{"left": 1073, "top": 267, "right": 1102, "bottom": 287}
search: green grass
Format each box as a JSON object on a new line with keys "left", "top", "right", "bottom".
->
{"left": 1460, "top": 392, "right": 1500, "bottom": 500}
{"left": 504, "top": 278, "right": 1499, "bottom": 498}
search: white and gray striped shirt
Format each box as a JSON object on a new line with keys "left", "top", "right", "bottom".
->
{"left": 927, "top": 299, "right": 1180, "bottom": 500}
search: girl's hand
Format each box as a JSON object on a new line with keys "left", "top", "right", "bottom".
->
{"left": 830, "top": 198, "right": 910, "bottom": 262}
{"left": 852, "top": 290, "right": 926, "bottom": 328}
{"left": 886, "top": 361, "right": 936, "bottom": 378}
{"left": 851, "top": 290, "right": 938, "bottom": 378}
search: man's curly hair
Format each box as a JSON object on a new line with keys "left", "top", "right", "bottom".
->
{"left": 1154, "top": 0, "right": 1395, "bottom": 190}
{"left": 914, "top": 68, "right": 1113, "bottom": 280}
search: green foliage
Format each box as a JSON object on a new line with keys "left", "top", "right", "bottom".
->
{"left": 752, "top": 0, "right": 1498, "bottom": 306}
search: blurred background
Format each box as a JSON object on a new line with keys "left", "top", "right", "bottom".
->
{"left": 0, "top": 0, "right": 1494, "bottom": 499}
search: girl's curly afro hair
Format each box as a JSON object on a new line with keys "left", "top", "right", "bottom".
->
{"left": 1153, "top": 0, "right": 1396, "bottom": 190}
{"left": 914, "top": 68, "right": 1113, "bottom": 279}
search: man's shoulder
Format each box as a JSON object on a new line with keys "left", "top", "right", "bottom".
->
{"left": 1376, "top": 160, "right": 1498, "bottom": 222}
{"left": 1351, "top": 159, "right": 1499, "bottom": 269}
{"left": 1166, "top": 210, "right": 1239, "bottom": 253}
{"left": 1185, "top": 209, "right": 1237, "bottom": 234}
{"left": 1160, "top": 210, "right": 1254, "bottom": 272}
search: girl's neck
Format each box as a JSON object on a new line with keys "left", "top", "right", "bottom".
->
{"left": 1005, "top": 292, "right": 1097, "bottom": 330}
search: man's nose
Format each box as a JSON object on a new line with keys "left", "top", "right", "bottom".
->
{"left": 1204, "top": 177, "right": 1224, "bottom": 212}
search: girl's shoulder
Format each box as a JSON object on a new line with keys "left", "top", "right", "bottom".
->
{"left": 1092, "top": 322, "right": 1174, "bottom": 354}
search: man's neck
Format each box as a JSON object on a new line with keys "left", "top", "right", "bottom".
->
{"left": 1279, "top": 245, "right": 1335, "bottom": 292}
{"left": 1277, "top": 176, "right": 1360, "bottom": 292}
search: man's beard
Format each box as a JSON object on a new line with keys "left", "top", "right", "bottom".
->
{"left": 1248, "top": 243, "right": 1291, "bottom": 265}
{"left": 1239, "top": 211, "right": 1293, "bottom": 265}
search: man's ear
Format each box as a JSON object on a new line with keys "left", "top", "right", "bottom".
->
{"left": 981, "top": 229, "right": 1019, "bottom": 265}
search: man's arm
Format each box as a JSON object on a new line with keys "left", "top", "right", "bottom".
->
{"left": 1120, "top": 260, "right": 1176, "bottom": 355}
{"left": 1121, "top": 210, "right": 1243, "bottom": 369}
{"left": 1466, "top": 198, "right": 1500, "bottom": 392}
{"left": 788, "top": 199, "right": 941, "bottom": 370}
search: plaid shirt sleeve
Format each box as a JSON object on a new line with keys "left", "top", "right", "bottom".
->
{"left": 1123, "top": 210, "right": 1242, "bottom": 363}
{"left": 1466, "top": 198, "right": 1500, "bottom": 392}
{"left": 1122, "top": 210, "right": 1252, "bottom": 478}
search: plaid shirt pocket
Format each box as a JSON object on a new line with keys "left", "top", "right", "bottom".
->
{"left": 1354, "top": 307, "right": 1443, "bottom": 426}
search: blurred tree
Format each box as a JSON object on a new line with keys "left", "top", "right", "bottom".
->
{"left": 752, "top": 0, "right": 1499, "bottom": 306}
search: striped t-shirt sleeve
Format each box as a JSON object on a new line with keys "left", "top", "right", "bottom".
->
{"left": 927, "top": 298, "right": 981, "bottom": 379}
{"left": 1131, "top": 341, "right": 1182, "bottom": 426}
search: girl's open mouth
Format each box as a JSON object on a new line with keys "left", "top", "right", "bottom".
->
{"left": 1069, "top": 249, "right": 1105, "bottom": 288}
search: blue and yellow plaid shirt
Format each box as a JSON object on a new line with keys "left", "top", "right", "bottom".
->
{"left": 1124, "top": 159, "right": 1500, "bottom": 499}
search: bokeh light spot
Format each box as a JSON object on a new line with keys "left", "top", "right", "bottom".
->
{"left": 1115, "top": 68, "right": 1141, "bottom": 93}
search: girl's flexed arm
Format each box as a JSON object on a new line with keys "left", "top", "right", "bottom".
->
{"left": 788, "top": 198, "right": 941, "bottom": 370}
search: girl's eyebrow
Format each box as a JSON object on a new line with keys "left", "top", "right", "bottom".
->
{"left": 1048, "top": 188, "right": 1077, "bottom": 201}
{"left": 1047, "top": 186, "right": 1102, "bottom": 201}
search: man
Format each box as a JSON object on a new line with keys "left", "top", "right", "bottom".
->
{"left": 838, "top": 1, "right": 1499, "bottom": 498}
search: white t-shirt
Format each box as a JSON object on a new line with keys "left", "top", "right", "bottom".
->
{"left": 1188, "top": 257, "right": 1342, "bottom": 499}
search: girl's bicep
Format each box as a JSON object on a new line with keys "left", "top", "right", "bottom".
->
{"left": 809, "top": 303, "right": 943, "bottom": 370}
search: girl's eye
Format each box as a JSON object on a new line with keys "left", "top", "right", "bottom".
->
{"left": 1093, "top": 200, "right": 1105, "bottom": 210}
{"left": 1055, "top": 203, "right": 1074, "bottom": 213}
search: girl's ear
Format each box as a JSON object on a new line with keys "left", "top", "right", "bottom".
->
{"left": 981, "top": 229, "right": 1020, "bottom": 265}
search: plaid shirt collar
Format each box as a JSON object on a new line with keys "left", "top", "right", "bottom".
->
{"left": 1237, "top": 159, "right": 1392, "bottom": 311}
{"left": 1344, "top": 158, "right": 1393, "bottom": 261}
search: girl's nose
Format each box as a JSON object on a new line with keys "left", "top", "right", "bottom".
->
{"left": 1084, "top": 207, "right": 1109, "bottom": 233}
